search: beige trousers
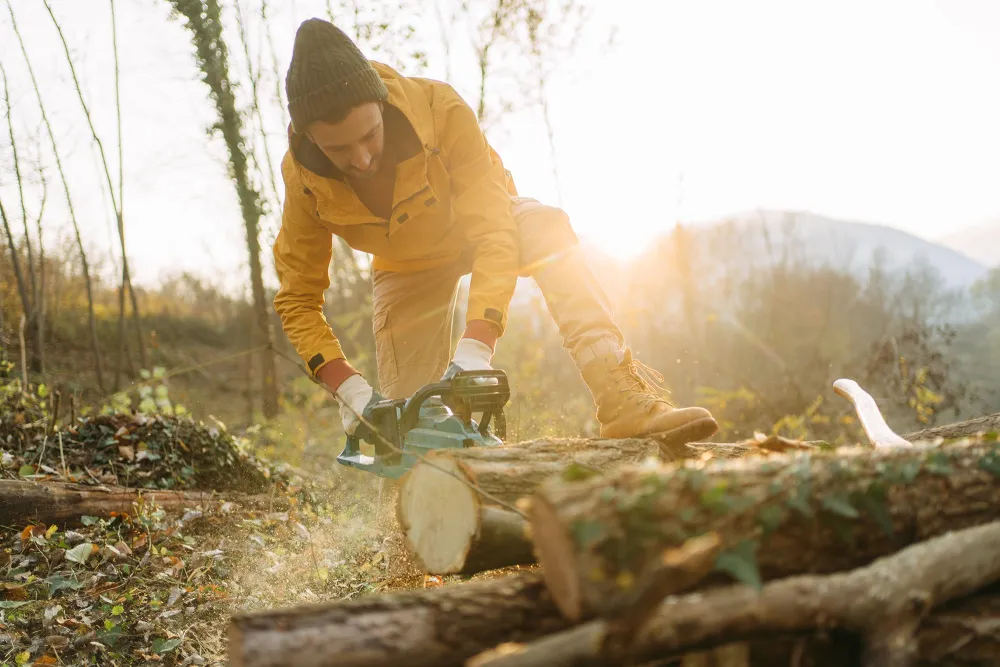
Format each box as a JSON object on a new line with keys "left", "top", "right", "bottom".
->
{"left": 371, "top": 197, "right": 625, "bottom": 399}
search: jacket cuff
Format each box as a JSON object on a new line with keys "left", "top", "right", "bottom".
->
{"left": 465, "top": 303, "right": 508, "bottom": 337}
{"left": 302, "top": 341, "right": 348, "bottom": 378}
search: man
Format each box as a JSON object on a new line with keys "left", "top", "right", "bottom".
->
{"left": 273, "top": 18, "right": 718, "bottom": 446}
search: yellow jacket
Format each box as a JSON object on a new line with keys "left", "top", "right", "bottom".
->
{"left": 273, "top": 61, "right": 519, "bottom": 376}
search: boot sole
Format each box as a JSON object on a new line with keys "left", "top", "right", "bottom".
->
{"left": 647, "top": 416, "right": 719, "bottom": 450}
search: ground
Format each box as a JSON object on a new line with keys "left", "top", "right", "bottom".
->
{"left": 0, "top": 361, "right": 515, "bottom": 666}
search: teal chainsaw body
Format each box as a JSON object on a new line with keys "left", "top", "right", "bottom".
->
{"left": 336, "top": 370, "right": 511, "bottom": 479}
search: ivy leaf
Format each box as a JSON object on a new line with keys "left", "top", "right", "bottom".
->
{"left": 856, "top": 485, "right": 894, "bottom": 537}
{"left": 925, "top": 452, "right": 953, "bottom": 476}
{"left": 65, "top": 543, "right": 97, "bottom": 564}
{"left": 45, "top": 575, "right": 84, "bottom": 597}
{"left": 152, "top": 638, "right": 182, "bottom": 654}
{"left": 80, "top": 516, "right": 100, "bottom": 527}
{"left": 715, "top": 539, "right": 761, "bottom": 590}
{"left": 979, "top": 453, "right": 1000, "bottom": 478}
{"left": 562, "top": 462, "right": 598, "bottom": 483}
{"left": 897, "top": 460, "right": 922, "bottom": 483}
{"left": 757, "top": 505, "right": 786, "bottom": 536}
{"left": 821, "top": 494, "right": 859, "bottom": 519}
{"left": 570, "top": 520, "right": 604, "bottom": 549}
{"left": 0, "top": 601, "right": 32, "bottom": 609}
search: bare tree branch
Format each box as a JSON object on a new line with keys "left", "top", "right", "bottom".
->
{"left": 7, "top": 0, "right": 106, "bottom": 390}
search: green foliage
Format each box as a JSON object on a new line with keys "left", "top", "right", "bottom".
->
{"left": 714, "top": 539, "right": 762, "bottom": 590}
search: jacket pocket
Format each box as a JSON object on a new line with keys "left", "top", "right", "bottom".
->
{"left": 373, "top": 310, "right": 398, "bottom": 395}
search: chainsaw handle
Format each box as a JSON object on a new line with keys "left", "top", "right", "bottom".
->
{"left": 399, "top": 370, "right": 508, "bottom": 433}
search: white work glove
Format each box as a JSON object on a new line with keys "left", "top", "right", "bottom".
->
{"left": 442, "top": 338, "right": 497, "bottom": 383}
{"left": 335, "top": 374, "right": 374, "bottom": 435}
{"left": 451, "top": 338, "right": 493, "bottom": 371}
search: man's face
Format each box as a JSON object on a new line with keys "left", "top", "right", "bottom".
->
{"left": 307, "top": 102, "right": 386, "bottom": 180}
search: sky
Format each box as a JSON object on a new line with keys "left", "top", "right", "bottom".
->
{"left": 1, "top": 0, "right": 1000, "bottom": 296}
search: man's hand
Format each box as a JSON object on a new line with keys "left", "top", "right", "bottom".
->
{"left": 442, "top": 337, "right": 494, "bottom": 380}
{"left": 334, "top": 374, "right": 375, "bottom": 435}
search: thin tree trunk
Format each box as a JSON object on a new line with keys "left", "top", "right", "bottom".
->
{"left": 44, "top": 0, "right": 146, "bottom": 384}
{"left": 109, "top": 0, "right": 146, "bottom": 372}
{"left": 235, "top": 0, "right": 281, "bottom": 219}
{"left": 259, "top": 0, "right": 288, "bottom": 126}
{"left": 1, "top": 63, "right": 39, "bottom": 372}
{"left": 8, "top": 0, "right": 106, "bottom": 391}
{"left": 33, "top": 173, "right": 47, "bottom": 374}
{"left": 0, "top": 197, "right": 30, "bottom": 328}
{"left": 168, "top": 0, "right": 279, "bottom": 418}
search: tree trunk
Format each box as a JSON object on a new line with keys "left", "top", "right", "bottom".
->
{"left": 396, "top": 437, "right": 664, "bottom": 575}
{"left": 167, "top": 0, "right": 279, "bottom": 419}
{"left": 471, "top": 520, "right": 1000, "bottom": 667}
{"left": 227, "top": 571, "right": 571, "bottom": 667}
{"left": 0, "top": 479, "right": 288, "bottom": 527}
{"left": 2, "top": 63, "right": 41, "bottom": 373}
{"left": 9, "top": 2, "right": 106, "bottom": 390}
{"left": 34, "top": 180, "right": 47, "bottom": 375}
{"left": 0, "top": 196, "right": 31, "bottom": 333}
{"left": 526, "top": 438, "right": 1000, "bottom": 620}
{"left": 904, "top": 412, "right": 1000, "bottom": 443}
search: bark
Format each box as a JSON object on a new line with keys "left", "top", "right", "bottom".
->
{"left": 905, "top": 412, "right": 1000, "bottom": 443}
{"left": 526, "top": 437, "right": 1000, "bottom": 620}
{"left": 9, "top": 2, "right": 106, "bottom": 390}
{"left": 33, "top": 175, "right": 47, "bottom": 374}
{"left": 470, "top": 520, "right": 1000, "bottom": 667}
{"left": 168, "top": 0, "right": 279, "bottom": 418}
{"left": 1, "top": 63, "right": 41, "bottom": 373}
{"left": 227, "top": 572, "right": 571, "bottom": 667}
{"left": 0, "top": 479, "right": 288, "bottom": 527}
{"left": 0, "top": 195, "right": 30, "bottom": 334}
{"left": 396, "top": 437, "right": 663, "bottom": 575}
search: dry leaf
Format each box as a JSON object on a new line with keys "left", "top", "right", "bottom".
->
{"left": 118, "top": 445, "right": 135, "bottom": 461}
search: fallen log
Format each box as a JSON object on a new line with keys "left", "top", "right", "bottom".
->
{"left": 525, "top": 436, "right": 1000, "bottom": 620}
{"left": 0, "top": 479, "right": 287, "bottom": 527}
{"left": 396, "top": 437, "right": 664, "bottom": 575}
{"left": 469, "top": 519, "right": 1000, "bottom": 667}
{"left": 227, "top": 571, "right": 571, "bottom": 667}
{"left": 904, "top": 412, "right": 1000, "bottom": 443}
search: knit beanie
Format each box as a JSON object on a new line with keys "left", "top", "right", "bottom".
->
{"left": 285, "top": 18, "right": 389, "bottom": 133}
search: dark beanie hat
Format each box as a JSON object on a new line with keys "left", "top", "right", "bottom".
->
{"left": 285, "top": 18, "right": 389, "bottom": 133}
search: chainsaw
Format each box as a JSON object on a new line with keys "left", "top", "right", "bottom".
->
{"left": 336, "top": 369, "right": 511, "bottom": 479}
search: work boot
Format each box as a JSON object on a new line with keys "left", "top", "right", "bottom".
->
{"left": 581, "top": 347, "right": 718, "bottom": 445}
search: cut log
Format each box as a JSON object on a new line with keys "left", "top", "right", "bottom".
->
{"left": 227, "top": 571, "right": 571, "bottom": 667}
{"left": 0, "top": 479, "right": 286, "bottom": 527}
{"left": 904, "top": 412, "right": 1000, "bottom": 443}
{"left": 470, "top": 520, "right": 1000, "bottom": 667}
{"left": 526, "top": 436, "right": 1000, "bottom": 620}
{"left": 396, "top": 437, "right": 664, "bottom": 575}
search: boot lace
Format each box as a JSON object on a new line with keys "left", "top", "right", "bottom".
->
{"left": 615, "top": 358, "right": 675, "bottom": 409}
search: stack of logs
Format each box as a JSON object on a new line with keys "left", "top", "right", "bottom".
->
{"left": 227, "top": 414, "right": 1000, "bottom": 667}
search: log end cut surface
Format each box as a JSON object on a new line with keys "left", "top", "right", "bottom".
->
{"left": 399, "top": 458, "right": 480, "bottom": 573}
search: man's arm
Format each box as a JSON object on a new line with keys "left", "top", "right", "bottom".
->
{"left": 272, "top": 160, "right": 360, "bottom": 392}
{"left": 437, "top": 84, "right": 520, "bottom": 350}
